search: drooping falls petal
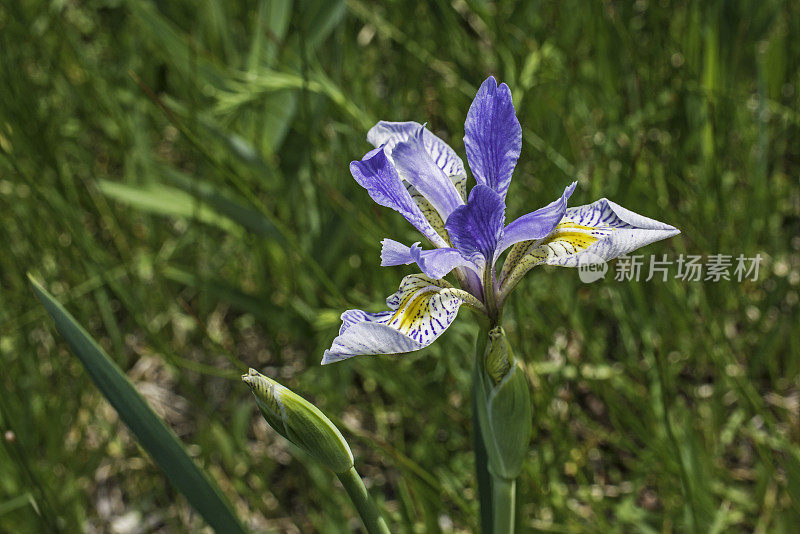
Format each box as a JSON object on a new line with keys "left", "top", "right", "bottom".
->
{"left": 321, "top": 274, "right": 485, "bottom": 364}
{"left": 498, "top": 181, "right": 577, "bottom": 253}
{"left": 350, "top": 147, "right": 448, "bottom": 248}
{"left": 380, "top": 239, "right": 479, "bottom": 279}
{"left": 499, "top": 198, "right": 680, "bottom": 293}
{"left": 463, "top": 76, "right": 522, "bottom": 200}
{"left": 445, "top": 185, "right": 506, "bottom": 268}
{"left": 392, "top": 126, "right": 464, "bottom": 220}
{"left": 367, "top": 121, "right": 465, "bottom": 177}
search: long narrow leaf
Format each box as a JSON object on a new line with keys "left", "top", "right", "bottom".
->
{"left": 161, "top": 167, "right": 284, "bottom": 241}
{"left": 28, "top": 275, "right": 247, "bottom": 534}
{"left": 97, "top": 180, "right": 240, "bottom": 233}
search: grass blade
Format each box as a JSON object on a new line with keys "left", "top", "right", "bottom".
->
{"left": 28, "top": 275, "right": 247, "bottom": 534}
{"left": 0, "top": 494, "right": 36, "bottom": 518}
{"left": 97, "top": 180, "right": 240, "bottom": 233}
{"left": 162, "top": 168, "right": 284, "bottom": 241}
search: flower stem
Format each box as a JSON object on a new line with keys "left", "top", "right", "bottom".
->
{"left": 472, "top": 321, "right": 493, "bottom": 532}
{"left": 482, "top": 266, "right": 499, "bottom": 323}
{"left": 336, "top": 466, "right": 391, "bottom": 534}
{"left": 492, "top": 476, "right": 516, "bottom": 533}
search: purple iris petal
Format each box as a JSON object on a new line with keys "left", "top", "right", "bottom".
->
{"left": 498, "top": 181, "right": 577, "bottom": 253}
{"left": 367, "top": 121, "right": 465, "bottom": 177}
{"left": 464, "top": 77, "right": 522, "bottom": 200}
{"left": 380, "top": 238, "right": 417, "bottom": 267}
{"left": 350, "top": 147, "right": 447, "bottom": 247}
{"left": 380, "top": 239, "right": 476, "bottom": 279}
{"left": 445, "top": 185, "right": 506, "bottom": 268}
{"left": 391, "top": 126, "right": 464, "bottom": 219}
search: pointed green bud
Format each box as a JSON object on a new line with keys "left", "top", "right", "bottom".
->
{"left": 242, "top": 369, "right": 354, "bottom": 474}
{"left": 476, "top": 327, "right": 532, "bottom": 480}
{"left": 485, "top": 326, "right": 513, "bottom": 385}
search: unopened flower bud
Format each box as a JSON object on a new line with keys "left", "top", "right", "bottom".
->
{"left": 485, "top": 327, "right": 513, "bottom": 385}
{"left": 477, "top": 327, "right": 532, "bottom": 480}
{"left": 242, "top": 369, "right": 354, "bottom": 474}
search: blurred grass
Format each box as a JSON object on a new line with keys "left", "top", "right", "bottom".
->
{"left": 1, "top": 0, "right": 799, "bottom": 532}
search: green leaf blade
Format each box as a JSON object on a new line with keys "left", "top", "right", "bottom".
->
{"left": 28, "top": 275, "right": 247, "bottom": 534}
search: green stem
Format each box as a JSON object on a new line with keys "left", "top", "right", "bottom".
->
{"left": 482, "top": 266, "right": 499, "bottom": 324}
{"left": 473, "top": 320, "right": 492, "bottom": 532}
{"left": 492, "top": 476, "right": 516, "bottom": 534}
{"left": 336, "top": 467, "right": 391, "bottom": 534}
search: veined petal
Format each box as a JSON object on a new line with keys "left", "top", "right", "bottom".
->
{"left": 500, "top": 198, "right": 680, "bottom": 293}
{"left": 464, "top": 77, "right": 522, "bottom": 200}
{"left": 402, "top": 182, "right": 450, "bottom": 245}
{"left": 450, "top": 173, "right": 467, "bottom": 202}
{"left": 380, "top": 239, "right": 479, "bottom": 279}
{"left": 392, "top": 126, "right": 464, "bottom": 219}
{"left": 350, "top": 147, "right": 448, "bottom": 247}
{"left": 498, "top": 181, "right": 577, "bottom": 253}
{"left": 338, "top": 309, "right": 393, "bottom": 336}
{"left": 445, "top": 185, "right": 506, "bottom": 268}
{"left": 321, "top": 274, "right": 482, "bottom": 364}
{"left": 380, "top": 238, "right": 417, "bottom": 267}
{"left": 367, "top": 121, "right": 465, "bottom": 177}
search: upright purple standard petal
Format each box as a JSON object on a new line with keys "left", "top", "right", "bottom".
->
{"left": 350, "top": 147, "right": 447, "bottom": 247}
{"left": 392, "top": 126, "right": 464, "bottom": 219}
{"left": 464, "top": 77, "right": 522, "bottom": 200}
{"left": 498, "top": 181, "right": 577, "bottom": 253}
{"left": 445, "top": 185, "right": 506, "bottom": 268}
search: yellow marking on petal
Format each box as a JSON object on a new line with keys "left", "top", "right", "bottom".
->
{"left": 389, "top": 288, "right": 435, "bottom": 333}
{"left": 540, "top": 230, "right": 600, "bottom": 251}
{"left": 391, "top": 291, "right": 418, "bottom": 314}
{"left": 553, "top": 222, "right": 599, "bottom": 231}
{"left": 398, "top": 294, "right": 431, "bottom": 332}
{"left": 500, "top": 223, "right": 613, "bottom": 288}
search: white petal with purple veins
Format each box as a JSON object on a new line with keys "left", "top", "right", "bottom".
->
{"left": 322, "top": 274, "right": 481, "bottom": 364}
{"left": 367, "top": 121, "right": 465, "bottom": 177}
{"left": 500, "top": 198, "right": 680, "bottom": 292}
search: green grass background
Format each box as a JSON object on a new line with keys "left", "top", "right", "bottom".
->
{"left": 2, "top": 0, "right": 799, "bottom": 532}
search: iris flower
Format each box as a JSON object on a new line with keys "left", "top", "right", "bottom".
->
{"left": 322, "top": 77, "right": 679, "bottom": 365}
